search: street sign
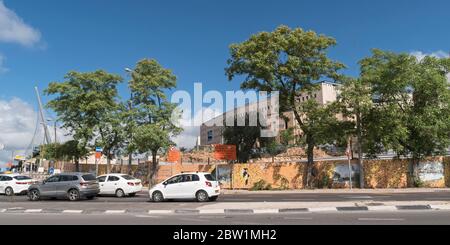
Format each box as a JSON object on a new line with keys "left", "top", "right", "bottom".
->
{"left": 167, "top": 147, "right": 181, "bottom": 163}
{"left": 213, "top": 144, "right": 237, "bottom": 161}
{"left": 95, "top": 147, "right": 103, "bottom": 152}
{"left": 95, "top": 152, "right": 102, "bottom": 159}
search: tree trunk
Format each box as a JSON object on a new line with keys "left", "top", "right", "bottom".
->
{"left": 148, "top": 151, "right": 158, "bottom": 187}
{"left": 106, "top": 152, "right": 111, "bottom": 174}
{"left": 306, "top": 134, "right": 315, "bottom": 189}
{"left": 128, "top": 153, "right": 133, "bottom": 175}
{"left": 75, "top": 158, "right": 80, "bottom": 172}
{"left": 356, "top": 112, "right": 365, "bottom": 189}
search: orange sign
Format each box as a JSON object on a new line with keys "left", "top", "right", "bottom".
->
{"left": 214, "top": 144, "right": 237, "bottom": 161}
{"left": 167, "top": 147, "right": 181, "bottom": 163}
{"left": 95, "top": 152, "right": 102, "bottom": 159}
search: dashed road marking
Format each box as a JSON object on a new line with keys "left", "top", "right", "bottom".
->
{"left": 254, "top": 209, "right": 279, "bottom": 214}
{"left": 62, "top": 210, "right": 83, "bottom": 214}
{"left": 199, "top": 209, "right": 225, "bottom": 214}
{"left": 24, "top": 209, "right": 42, "bottom": 213}
{"left": 148, "top": 210, "right": 173, "bottom": 214}
{"left": 367, "top": 206, "right": 398, "bottom": 211}
{"left": 105, "top": 210, "right": 126, "bottom": 214}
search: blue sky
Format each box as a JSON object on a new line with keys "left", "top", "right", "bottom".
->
{"left": 0, "top": 0, "right": 449, "bottom": 165}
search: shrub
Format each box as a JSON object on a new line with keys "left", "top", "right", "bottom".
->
{"left": 250, "top": 180, "right": 272, "bottom": 191}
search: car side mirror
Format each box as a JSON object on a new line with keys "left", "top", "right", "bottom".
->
{"left": 163, "top": 182, "right": 168, "bottom": 186}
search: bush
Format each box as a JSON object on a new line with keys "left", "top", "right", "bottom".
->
{"left": 250, "top": 180, "right": 272, "bottom": 191}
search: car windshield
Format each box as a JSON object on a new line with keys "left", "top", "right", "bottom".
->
{"left": 82, "top": 174, "right": 96, "bottom": 181}
{"left": 204, "top": 174, "right": 216, "bottom": 181}
{"left": 14, "top": 176, "right": 32, "bottom": 180}
{"left": 121, "top": 175, "right": 135, "bottom": 180}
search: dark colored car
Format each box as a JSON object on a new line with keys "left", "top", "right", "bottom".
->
{"left": 28, "top": 172, "right": 99, "bottom": 201}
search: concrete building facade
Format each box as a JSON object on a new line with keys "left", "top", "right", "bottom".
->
{"left": 200, "top": 82, "right": 341, "bottom": 146}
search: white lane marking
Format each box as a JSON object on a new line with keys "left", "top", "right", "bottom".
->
{"left": 135, "top": 215, "right": 161, "bottom": 218}
{"left": 309, "top": 207, "right": 338, "bottom": 212}
{"left": 24, "top": 209, "right": 42, "bottom": 213}
{"left": 0, "top": 209, "right": 6, "bottom": 213}
{"left": 105, "top": 210, "right": 126, "bottom": 214}
{"left": 430, "top": 205, "right": 450, "bottom": 210}
{"left": 367, "top": 206, "right": 398, "bottom": 211}
{"left": 148, "top": 210, "right": 173, "bottom": 214}
{"left": 199, "top": 209, "right": 225, "bottom": 214}
{"left": 254, "top": 209, "right": 279, "bottom": 214}
{"left": 358, "top": 218, "right": 404, "bottom": 221}
{"left": 62, "top": 210, "right": 83, "bottom": 214}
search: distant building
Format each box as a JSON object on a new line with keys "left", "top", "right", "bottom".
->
{"left": 200, "top": 81, "right": 342, "bottom": 146}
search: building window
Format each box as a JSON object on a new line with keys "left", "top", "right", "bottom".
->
{"left": 207, "top": 130, "right": 213, "bottom": 142}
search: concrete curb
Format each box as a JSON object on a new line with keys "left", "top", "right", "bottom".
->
{"left": 1, "top": 204, "right": 450, "bottom": 215}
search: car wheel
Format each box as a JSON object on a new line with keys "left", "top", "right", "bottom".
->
{"left": 152, "top": 191, "right": 164, "bottom": 202}
{"left": 209, "top": 196, "right": 218, "bottom": 202}
{"left": 5, "top": 187, "right": 14, "bottom": 197}
{"left": 28, "top": 189, "right": 40, "bottom": 201}
{"left": 67, "top": 189, "right": 80, "bottom": 201}
{"left": 196, "top": 190, "right": 209, "bottom": 202}
{"left": 115, "top": 189, "right": 125, "bottom": 198}
{"left": 128, "top": 193, "right": 136, "bottom": 197}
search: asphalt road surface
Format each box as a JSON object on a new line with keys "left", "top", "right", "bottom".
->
{"left": 2, "top": 190, "right": 450, "bottom": 203}
{"left": 2, "top": 211, "right": 450, "bottom": 225}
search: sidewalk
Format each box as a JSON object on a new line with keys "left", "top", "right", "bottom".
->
{"left": 221, "top": 188, "right": 450, "bottom": 195}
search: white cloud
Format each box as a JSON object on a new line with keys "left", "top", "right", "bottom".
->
{"left": 0, "top": 98, "right": 70, "bottom": 168}
{"left": 0, "top": 53, "right": 7, "bottom": 73}
{"left": 411, "top": 50, "right": 449, "bottom": 61}
{"left": 0, "top": 0, "right": 41, "bottom": 47}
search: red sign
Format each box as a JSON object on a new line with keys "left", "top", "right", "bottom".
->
{"left": 214, "top": 144, "right": 237, "bottom": 161}
{"left": 95, "top": 152, "right": 102, "bottom": 159}
{"left": 167, "top": 147, "right": 181, "bottom": 163}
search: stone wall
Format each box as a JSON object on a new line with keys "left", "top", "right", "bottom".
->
{"left": 55, "top": 157, "right": 450, "bottom": 189}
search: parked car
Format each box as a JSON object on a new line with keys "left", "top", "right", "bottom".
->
{"left": 0, "top": 174, "right": 36, "bottom": 196}
{"left": 96, "top": 174, "right": 142, "bottom": 197}
{"left": 149, "top": 172, "right": 220, "bottom": 202}
{"left": 27, "top": 172, "right": 99, "bottom": 201}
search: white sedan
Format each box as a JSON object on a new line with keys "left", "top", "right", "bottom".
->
{"left": 0, "top": 174, "right": 36, "bottom": 196}
{"left": 97, "top": 174, "right": 142, "bottom": 198}
{"left": 149, "top": 172, "right": 221, "bottom": 202}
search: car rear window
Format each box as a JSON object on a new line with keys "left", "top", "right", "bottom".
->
{"left": 121, "top": 175, "right": 135, "bottom": 180}
{"left": 204, "top": 174, "right": 216, "bottom": 181}
{"left": 82, "top": 174, "right": 96, "bottom": 181}
{"left": 13, "top": 176, "right": 32, "bottom": 180}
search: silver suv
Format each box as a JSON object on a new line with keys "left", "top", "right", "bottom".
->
{"left": 28, "top": 173, "right": 100, "bottom": 201}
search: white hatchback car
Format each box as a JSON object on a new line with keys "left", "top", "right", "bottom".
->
{"left": 0, "top": 174, "right": 36, "bottom": 196}
{"left": 149, "top": 172, "right": 220, "bottom": 202}
{"left": 97, "top": 174, "right": 142, "bottom": 198}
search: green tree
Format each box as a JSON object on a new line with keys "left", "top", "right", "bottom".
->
{"left": 129, "top": 59, "right": 182, "bottom": 185}
{"left": 360, "top": 49, "right": 450, "bottom": 184}
{"left": 296, "top": 100, "right": 353, "bottom": 186}
{"left": 222, "top": 112, "right": 271, "bottom": 162}
{"left": 338, "top": 77, "right": 373, "bottom": 188}
{"left": 225, "top": 25, "right": 345, "bottom": 187}
{"left": 45, "top": 70, "right": 123, "bottom": 172}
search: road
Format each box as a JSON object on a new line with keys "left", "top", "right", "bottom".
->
{"left": 2, "top": 190, "right": 450, "bottom": 225}
{"left": 1, "top": 211, "right": 450, "bottom": 225}
{"left": 2, "top": 190, "right": 450, "bottom": 203}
